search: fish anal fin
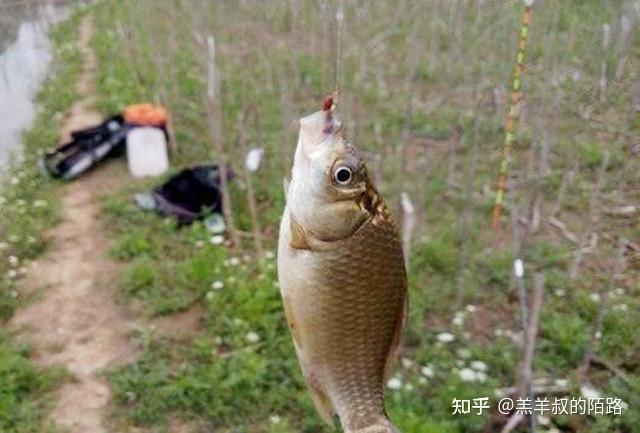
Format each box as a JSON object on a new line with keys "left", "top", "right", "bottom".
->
{"left": 384, "top": 295, "right": 408, "bottom": 382}
{"left": 305, "top": 371, "right": 336, "bottom": 425}
{"left": 290, "top": 217, "right": 311, "bottom": 250}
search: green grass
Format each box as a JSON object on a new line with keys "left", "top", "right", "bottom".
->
{"left": 0, "top": 332, "right": 65, "bottom": 433}
{"left": 82, "top": 0, "right": 640, "bottom": 432}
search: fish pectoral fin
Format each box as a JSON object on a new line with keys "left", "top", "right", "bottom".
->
{"left": 289, "top": 217, "right": 312, "bottom": 250}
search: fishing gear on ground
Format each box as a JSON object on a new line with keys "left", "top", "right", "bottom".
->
{"left": 41, "top": 103, "right": 169, "bottom": 180}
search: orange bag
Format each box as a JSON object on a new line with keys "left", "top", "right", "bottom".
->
{"left": 123, "top": 103, "right": 168, "bottom": 127}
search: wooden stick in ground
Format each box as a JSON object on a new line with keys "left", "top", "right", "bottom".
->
{"left": 516, "top": 272, "right": 545, "bottom": 433}
{"left": 570, "top": 150, "right": 610, "bottom": 279}
{"left": 578, "top": 237, "right": 627, "bottom": 381}
{"left": 236, "top": 111, "right": 264, "bottom": 258}
{"left": 206, "top": 35, "right": 238, "bottom": 247}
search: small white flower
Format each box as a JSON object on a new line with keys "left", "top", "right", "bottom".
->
{"left": 421, "top": 365, "right": 435, "bottom": 378}
{"left": 475, "top": 371, "right": 487, "bottom": 383}
{"left": 269, "top": 415, "right": 281, "bottom": 424}
{"left": 265, "top": 251, "right": 275, "bottom": 259}
{"left": 214, "top": 336, "right": 223, "bottom": 345}
{"left": 457, "top": 348, "right": 471, "bottom": 359}
{"left": 0, "top": 242, "right": 8, "bottom": 251}
{"left": 10, "top": 290, "right": 18, "bottom": 298}
{"left": 554, "top": 378, "right": 568, "bottom": 388}
{"left": 195, "top": 240, "right": 205, "bottom": 248}
{"left": 229, "top": 257, "right": 241, "bottom": 266}
{"left": 401, "top": 358, "right": 413, "bottom": 369}
{"left": 8, "top": 256, "right": 19, "bottom": 267}
{"left": 436, "top": 332, "right": 455, "bottom": 343}
{"left": 211, "top": 280, "right": 224, "bottom": 290}
{"left": 470, "top": 360, "right": 488, "bottom": 372}
{"left": 245, "top": 331, "right": 260, "bottom": 343}
{"left": 404, "top": 383, "right": 414, "bottom": 391}
{"left": 589, "top": 293, "right": 601, "bottom": 302}
{"left": 210, "top": 235, "right": 224, "bottom": 245}
{"left": 452, "top": 311, "right": 465, "bottom": 326}
{"left": 580, "top": 384, "right": 601, "bottom": 399}
{"left": 554, "top": 289, "right": 566, "bottom": 297}
{"left": 243, "top": 254, "right": 251, "bottom": 262}
{"left": 614, "top": 304, "right": 628, "bottom": 312}
{"left": 205, "top": 291, "right": 215, "bottom": 301}
{"left": 387, "top": 377, "right": 402, "bottom": 390}
{"left": 33, "top": 199, "right": 47, "bottom": 208}
{"left": 537, "top": 415, "right": 551, "bottom": 426}
{"left": 10, "top": 177, "right": 19, "bottom": 185}
{"left": 458, "top": 368, "right": 477, "bottom": 382}
{"left": 465, "top": 304, "right": 477, "bottom": 313}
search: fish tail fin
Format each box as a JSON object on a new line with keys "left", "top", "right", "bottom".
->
{"left": 346, "top": 417, "right": 401, "bottom": 433}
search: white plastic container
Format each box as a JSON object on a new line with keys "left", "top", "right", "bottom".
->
{"left": 126, "top": 127, "right": 169, "bottom": 178}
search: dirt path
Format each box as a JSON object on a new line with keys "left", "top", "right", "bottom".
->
{"left": 9, "top": 15, "right": 136, "bottom": 433}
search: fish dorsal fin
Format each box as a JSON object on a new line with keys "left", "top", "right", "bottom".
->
{"left": 289, "top": 216, "right": 312, "bottom": 250}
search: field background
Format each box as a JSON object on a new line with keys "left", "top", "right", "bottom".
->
{"left": 1, "top": 1, "right": 639, "bottom": 432}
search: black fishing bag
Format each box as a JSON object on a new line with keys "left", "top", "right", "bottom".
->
{"left": 151, "top": 165, "right": 234, "bottom": 224}
{"left": 41, "top": 115, "right": 128, "bottom": 180}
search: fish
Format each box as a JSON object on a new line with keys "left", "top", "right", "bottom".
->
{"left": 277, "top": 97, "right": 408, "bottom": 433}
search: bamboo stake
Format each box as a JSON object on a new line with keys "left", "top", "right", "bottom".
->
{"left": 491, "top": 0, "right": 535, "bottom": 229}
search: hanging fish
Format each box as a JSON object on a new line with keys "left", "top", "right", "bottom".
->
{"left": 277, "top": 97, "right": 407, "bottom": 433}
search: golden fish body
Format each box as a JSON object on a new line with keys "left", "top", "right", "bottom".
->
{"left": 278, "top": 108, "right": 407, "bottom": 433}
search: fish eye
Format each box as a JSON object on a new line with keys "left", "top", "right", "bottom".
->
{"left": 334, "top": 166, "right": 353, "bottom": 185}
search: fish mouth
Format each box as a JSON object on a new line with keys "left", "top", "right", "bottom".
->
{"left": 298, "top": 109, "right": 342, "bottom": 157}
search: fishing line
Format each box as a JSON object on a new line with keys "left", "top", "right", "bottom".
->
{"left": 491, "top": 0, "right": 535, "bottom": 229}
{"left": 334, "top": 0, "right": 345, "bottom": 102}
{"left": 322, "top": 1, "right": 343, "bottom": 118}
